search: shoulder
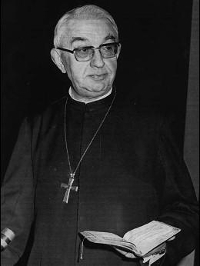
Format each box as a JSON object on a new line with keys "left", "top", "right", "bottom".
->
{"left": 28, "top": 96, "right": 67, "bottom": 125}
{"left": 20, "top": 96, "right": 67, "bottom": 140}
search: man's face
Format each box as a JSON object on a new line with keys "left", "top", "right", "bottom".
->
{"left": 60, "top": 19, "right": 120, "bottom": 100}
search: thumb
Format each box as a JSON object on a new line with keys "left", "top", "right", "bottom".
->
{"left": 167, "top": 236, "right": 176, "bottom": 241}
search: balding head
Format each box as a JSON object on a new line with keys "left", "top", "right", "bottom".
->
{"left": 53, "top": 5, "right": 119, "bottom": 48}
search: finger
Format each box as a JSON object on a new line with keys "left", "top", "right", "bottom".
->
{"left": 144, "top": 242, "right": 166, "bottom": 257}
{"left": 167, "top": 236, "right": 176, "bottom": 241}
{"left": 125, "top": 252, "right": 137, "bottom": 259}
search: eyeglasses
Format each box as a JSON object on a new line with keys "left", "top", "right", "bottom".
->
{"left": 56, "top": 42, "right": 120, "bottom": 62}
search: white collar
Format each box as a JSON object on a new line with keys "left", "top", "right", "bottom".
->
{"left": 68, "top": 87, "right": 113, "bottom": 104}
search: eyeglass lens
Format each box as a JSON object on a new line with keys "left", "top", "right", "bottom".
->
{"left": 75, "top": 43, "right": 119, "bottom": 61}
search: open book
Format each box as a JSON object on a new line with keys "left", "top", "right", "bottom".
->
{"left": 80, "top": 221, "right": 181, "bottom": 257}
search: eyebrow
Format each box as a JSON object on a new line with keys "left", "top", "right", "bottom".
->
{"left": 104, "top": 34, "right": 116, "bottom": 42}
{"left": 70, "top": 34, "right": 117, "bottom": 46}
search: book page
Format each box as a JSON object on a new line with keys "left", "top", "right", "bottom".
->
{"left": 80, "top": 221, "right": 181, "bottom": 257}
{"left": 123, "top": 221, "right": 181, "bottom": 255}
{"left": 81, "top": 231, "right": 122, "bottom": 242}
{"left": 80, "top": 231, "right": 138, "bottom": 253}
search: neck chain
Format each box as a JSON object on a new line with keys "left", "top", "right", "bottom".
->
{"left": 61, "top": 91, "right": 116, "bottom": 203}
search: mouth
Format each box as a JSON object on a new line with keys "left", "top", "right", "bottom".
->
{"left": 89, "top": 74, "right": 107, "bottom": 81}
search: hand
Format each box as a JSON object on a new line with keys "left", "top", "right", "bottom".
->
{"left": 143, "top": 242, "right": 166, "bottom": 257}
{"left": 113, "top": 242, "right": 166, "bottom": 259}
{"left": 167, "top": 236, "right": 176, "bottom": 241}
{"left": 140, "top": 242, "right": 167, "bottom": 265}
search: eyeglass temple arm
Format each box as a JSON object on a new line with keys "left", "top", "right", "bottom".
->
{"left": 56, "top": 42, "right": 120, "bottom": 52}
{"left": 56, "top": 47, "right": 74, "bottom": 53}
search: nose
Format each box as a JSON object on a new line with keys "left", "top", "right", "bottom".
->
{"left": 90, "top": 49, "right": 105, "bottom": 68}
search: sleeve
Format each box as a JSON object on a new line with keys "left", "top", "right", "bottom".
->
{"left": 1, "top": 118, "right": 34, "bottom": 266}
{"left": 157, "top": 119, "right": 199, "bottom": 265}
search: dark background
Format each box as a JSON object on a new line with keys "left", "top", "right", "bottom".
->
{"left": 1, "top": 0, "right": 194, "bottom": 179}
{"left": 1, "top": 0, "right": 194, "bottom": 178}
{"left": 1, "top": 1, "right": 198, "bottom": 265}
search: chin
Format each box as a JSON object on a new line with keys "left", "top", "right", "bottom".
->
{"left": 75, "top": 81, "right": 112, "bottom": 98}
{"left": 90, "top": 86, "right": 110, "bottom": 96}
{"left": 90, "top": 82, "right": 111, "bottom": 92}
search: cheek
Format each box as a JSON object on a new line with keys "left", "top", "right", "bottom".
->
{"left": 72, "top": 69, "right": 87, "bottom": 86}
{"left": 68, "top": 63, "right": 86, "bottom": 84}
{"left": 62, "top": 55, "right": 86, "bottom": 81}
{"left": 107, "top": 60, "right": 118, "bottom": 78}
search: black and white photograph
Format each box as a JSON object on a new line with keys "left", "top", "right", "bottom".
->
{"left": 1, "top": 1, "right": 199, "bottom": 265}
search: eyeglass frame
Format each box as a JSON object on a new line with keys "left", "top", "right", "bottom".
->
{"left": 56, "top": 42, "right": 121, "bottom": 62}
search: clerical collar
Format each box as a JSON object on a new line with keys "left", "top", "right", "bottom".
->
{"left": 67, "top": 87, "right": 116, "bottom": 112}
{"left": 68, "top": 87, "right": 112, "bottom": 104}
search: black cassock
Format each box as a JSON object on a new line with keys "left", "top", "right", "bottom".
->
{"left": 1, "top": 91, "right": 199, "bottom": 266}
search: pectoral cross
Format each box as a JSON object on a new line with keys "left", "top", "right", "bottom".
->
{"left": 61, "top": 173, "right": 78, "bottom": 203}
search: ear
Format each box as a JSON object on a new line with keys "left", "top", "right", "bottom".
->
{"left": 116, "top": 43, "right": 121, "bottom": 59}
{"left": 50, "top": 48, "right": 66, "bottom": 73}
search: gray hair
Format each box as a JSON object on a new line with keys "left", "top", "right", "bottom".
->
{"left": 53, "top": 5, "right": 119, "bottom": 47}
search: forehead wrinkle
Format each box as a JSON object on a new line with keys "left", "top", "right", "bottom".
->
{"left": 70, "top": 37, "right": 89, "bottom": 45}
{"left": 71, "top": 34, "right": 116, "bottom": 46}
{"left": 104, "top": 34, "right": 116, "bottom": 42}
{"left": 61, "top": 19, "right": 118, "bottom": 48}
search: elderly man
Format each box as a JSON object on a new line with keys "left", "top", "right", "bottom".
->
{"left": 1, "top": 4, "right": 199, "bottom": 266}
